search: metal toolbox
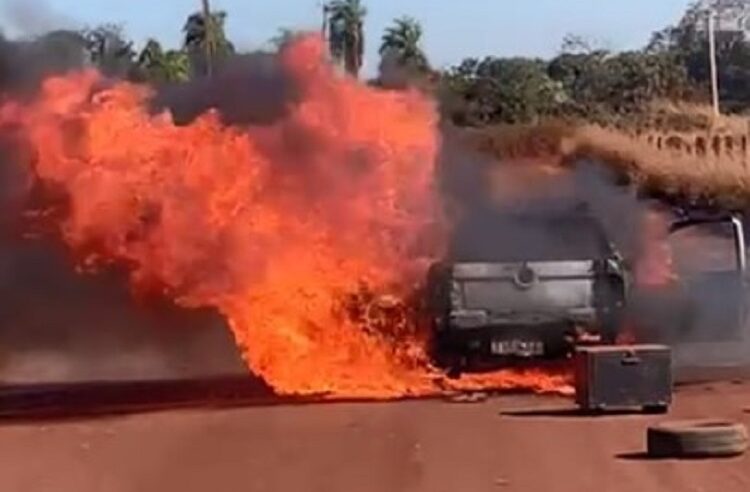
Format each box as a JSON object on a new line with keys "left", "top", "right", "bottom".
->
{"left": 574, "top": 345, "right": 672, "bottom": 413}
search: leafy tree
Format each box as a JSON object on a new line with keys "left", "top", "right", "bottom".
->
{"left": 442, "top": 36, "right": 692, "bottom": 127}
{"left": 603, "top": 52, "right": 693, "bottom": 112}
{"left": 326, "top": 0, "right": 367, "bottom": 77}
{"left": 547, "top": 50, "right": 608, "bottom": 109}
{"left": 442, "top": 57, "right": 565, "bottom": 125}
{"left": 546, "top": 49, "right": 692, "bottom": 120}
{"left": 648, "top": 0, "right": 750, "bottom": 112}
{"left": 379, "top": 16, "right": 428, "bottom": 72}
{"left": 136, "top": 39, "right": 189, "bottom": 83}
{"left": 82, "top": 24, "right": 135, "bottom": 77}
{"left": 183, "top": 10, "right": 234, "bottom": 77}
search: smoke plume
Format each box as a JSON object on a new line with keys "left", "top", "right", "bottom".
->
{"left": 0, "top": 0, "right": 77, "bottom": 38}
{"left": 0, "top": 34, "right": 356, "bottom": 388}
{"left": 440, "top": 141, "right": 750, "bottom": 371}
{"left": 151, "top": 51, "right": 300, "bottom": 127}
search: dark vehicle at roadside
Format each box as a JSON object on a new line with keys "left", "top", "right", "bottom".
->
{"left": 426, "top": 206, "right": 628, "bottom": 374}
{"left": 426, "top": 203, "right": 750, "bottom": 375}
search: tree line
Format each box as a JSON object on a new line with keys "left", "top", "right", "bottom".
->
{"left": 13, "top": 0, "right": 750, "bottom": 128}
{"left": 319, "top": 0, "right": 750, "bottom": 127}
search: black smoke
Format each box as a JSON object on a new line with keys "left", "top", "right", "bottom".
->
{"left": 150, "top": 51, "right": 300, "bottom": 127}
{"left": 439, "top": 134, "right": 750, "bottom": 371}
{"left": 0, "top": 29, "right": 260, "bottom": 385}
{"left": 0, "top": 30, "right": 87, "bottom": 98}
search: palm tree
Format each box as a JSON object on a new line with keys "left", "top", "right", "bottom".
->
{"left": 183, "top": 9, "right": 234, "bottom": 77}
{"left": 326, "top": 0, "right": 367, "bottom": 77}
{"left": 161, "top": 50, "right": 190, "bottom": 82}
{"left": 379, "top": 16, "right": 428, "bottom": 71}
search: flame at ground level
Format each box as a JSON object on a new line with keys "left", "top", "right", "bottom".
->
{"left": 0, "top": 36, "right": 572, "bottom": 398}
{"left": 448, "top": 367, "right": 574, "bottom": 397}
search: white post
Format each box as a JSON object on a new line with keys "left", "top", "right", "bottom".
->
{"left": 708, "top": 8, "right": 721, "bottom": 117}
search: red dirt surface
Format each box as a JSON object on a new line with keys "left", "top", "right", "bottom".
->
{"left": 0, "top": 381, "right": 747, "bottom": 492}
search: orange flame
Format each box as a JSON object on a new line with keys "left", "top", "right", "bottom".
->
{"left": 0, "top": 36, "right": 571, "bottom": 398}
{"left": 635, "top": 210, "right": 677, "bottom": 288}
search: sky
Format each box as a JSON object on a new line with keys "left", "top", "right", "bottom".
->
{"left": 0, "top": 0, "right": 692, "bottom": 74}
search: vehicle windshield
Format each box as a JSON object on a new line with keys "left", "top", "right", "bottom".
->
{"left": 450, "top": 213, "right": 611, "bottom": 262}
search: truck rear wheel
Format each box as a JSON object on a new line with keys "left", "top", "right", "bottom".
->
{"left": 431, "top": 332, "right": 466, "bottom": 378}
{"left": 437, "top": 354, "right": 467, "bottom": 379}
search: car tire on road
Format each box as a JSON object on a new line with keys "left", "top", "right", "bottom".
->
{"left": 647, "top": 420, "right": 748, "bottom": 458}
{"left": 433, "top": 349, "right": 467, "bottom": 379}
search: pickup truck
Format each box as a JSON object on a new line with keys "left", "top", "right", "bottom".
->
{"left": 426, "top": 206, "right": 748, "bottom": 375}
{"left": 426, "top": 207, "right": 628, "bottom": 374}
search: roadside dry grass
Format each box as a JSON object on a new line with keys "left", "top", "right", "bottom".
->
{"left": 569, "top": 125, "right": 750, "bottom": 207}
{"left": 462, "top": 106, "right": 750, "bottom": 208}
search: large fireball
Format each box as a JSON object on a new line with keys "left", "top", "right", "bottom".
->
{"left": 0, "top": 36, "right": 571, "bottom": 398}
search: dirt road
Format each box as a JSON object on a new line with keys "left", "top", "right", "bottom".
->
{"left": 0, "top": 382, "right": 747, "bottom": 492}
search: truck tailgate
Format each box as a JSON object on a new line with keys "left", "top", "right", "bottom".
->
{"left": 452, "top": 261, "right": 596, "bottom": 314}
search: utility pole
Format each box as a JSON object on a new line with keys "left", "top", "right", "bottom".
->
{"left": 321, "top": 2, "right": 329, "bottom": 40}
{"left": 320, "top": 1, "right": 331, "bottom": 60}
{"left": 201, "top": 0, "right": 214, "bottom": 77}
{"left": 708, "top": 7, "right": 721, "bottom": 117}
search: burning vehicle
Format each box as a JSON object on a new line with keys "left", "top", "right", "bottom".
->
{"left": 426, "top": 199, "right": 750, "bottom": 376}
{"left": 0, "top": 30, "right": 748, "bottom": 398}
{"left": 426, "top": 203, "right": 628, "bottom": 374}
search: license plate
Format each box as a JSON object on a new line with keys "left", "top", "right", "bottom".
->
{"left": 491, "top": 339, "right": 545, "bottom": 357}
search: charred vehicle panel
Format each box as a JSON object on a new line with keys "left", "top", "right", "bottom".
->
{"left": 631, "top": 211, "right": 749, "bottom": 345}
{"left": 427, "top": 208, "right": 628, "bottom": 372}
